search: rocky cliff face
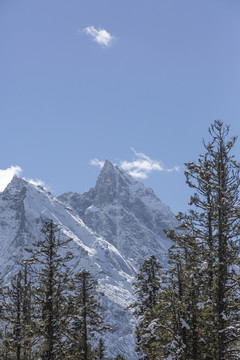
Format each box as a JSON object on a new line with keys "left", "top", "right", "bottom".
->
{"left": 0, "top": 162, "right": 177, "bottom": 359}
{"left": 59, "top": 160, "right": 177, "bottom": 269}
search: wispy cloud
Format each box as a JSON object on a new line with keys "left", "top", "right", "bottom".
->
{"left": 25, "top": 178, "right": 48, "bottom": 190}
{"left": 121, "top": 148, "right": 180, "bottom": 179}
{"left": 83, "top": 26, "right": 114, "bottom": 47}
{"left": 0, "top": 166, "right": 22, "bottom": 192}
{"left": 90, "top": 148, "right": 180, "bottom": 180}
{"left": 90, "top": 158, "right": 105, "bottom": 168}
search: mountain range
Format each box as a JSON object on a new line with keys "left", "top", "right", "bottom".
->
{"left": 0, "top": 160, "right": 177, "bottom": 359}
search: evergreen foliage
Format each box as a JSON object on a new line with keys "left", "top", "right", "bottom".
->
{"left": 95, "top": 338, "right": 106, "bottom": 360}
{"left": 68, "top": 269, "right": 112, "bottom": 360}
{"left": 130, "top": 255, "right": 163, "bottom": 359}
{"left": 181, "top": 121, "right": 240, "bottom": 359}
{"left": 1, "top": 264, "right": 35, "bottom": 360}
{"left": 0, "top": 220, "right": 113, "bottom": 360}
{"left": 132, "top": 121, "right": 240, "bottom": 360}
{"left": 154, "top": 229, "right": 205, "bottom": 359}
{"left": 25, "top": 220, "right": 74, "bottom": 359}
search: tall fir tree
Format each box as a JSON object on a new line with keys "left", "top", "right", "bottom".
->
{"left": 183, "top": 121, "right": 240, "bottom": 359}
{"left": 68, "top": 269, "right": 112, "bottom": 360}
{"left": 130, "top": 255, "right": 163, "bottom": 360}
{"left": 155, "top": 228, "right": 205, "bottom": 360}
{"left": 95, "top": 338, "right": 106, "bottom": 360}
{"left": 26, "top": 220, "right": 73, "bottom": 360}
{"left": 134, "top": 121, "right": 240, "bottom": 360}
{"left": 0, "top": 277, "right": 5, "bottom": 358}
{"left": 2, "top": 264, "right": 35, "bottom": 360}
{"left": 151, "top": 121, "right": 240, "bottom": 359}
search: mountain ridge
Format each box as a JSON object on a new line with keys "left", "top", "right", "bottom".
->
{"left": 58, "top": 160, "right": 177, "bottom": 269}
{"left": 0, "top": 161, "right": 177, "bottom": 359}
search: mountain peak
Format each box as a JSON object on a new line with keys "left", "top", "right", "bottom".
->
{"left": 98, "top": 160, "right": 137, "bottom": 186}
{"left": 3, "top": 176, "right": 29, "bottom": 194}
{"left": 98, "top": 160, "right": 118, "bottom": 179}
{"left": 95, "top": 160, "right": 121, "bottom": 205}
{"left": 102, "top": 159, "right": 115, "bottom": 170}
{"left": 59, "top": 160, "right": 177, "bottom": 269}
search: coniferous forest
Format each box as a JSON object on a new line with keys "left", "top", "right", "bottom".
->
{"left": 0, "top": 221, "right": 121, "bottom": 360}
{"left": 131, "top": 121, "right": 240, "bottom": 360}
{"left": 1, "top": 121, "right": 240, "bottom": 360}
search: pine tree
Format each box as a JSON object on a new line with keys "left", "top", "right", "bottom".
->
{"left": 183, "top": 121, "right": 240, "bottom": 359}
{"left": 3, "top": 271, "right": 23, "bottom": 360}
{"left": 2, "top": 264, "right": 35, "bottom": 360}
{"left": 141, "top": 121, "right": 240, "bottom": 360}
{"left": 153, "top": 121, "right": 240, "bottom": 359}
{"left": 68, "top": 269, "right": 112, "bottom": 360}
{"left": 95, "top": 338, "right": 106, "bottom": 360}
{"left": 26, "top": 220, "right": 73, "bottom": 359}
{"left": 0, "top": 277, "right": 5, "bottom": 358}
{"left": 155, "top": 229, "right": 204, "bottom": 360}
{"left": 130, "top": 255, "right": 163, "bottom": 359}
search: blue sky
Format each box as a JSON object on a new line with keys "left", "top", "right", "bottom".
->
{"left": 1, "top": 0, "right": 240, "bottom": 214}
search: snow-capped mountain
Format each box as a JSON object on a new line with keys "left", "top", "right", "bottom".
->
{"left": 59, "top": 160, "right": 177, "bottom": 269}
{"left": 0, "top": 161, "right": 177, "bottom": 359}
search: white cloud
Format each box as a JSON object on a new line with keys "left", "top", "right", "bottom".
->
{"left": 0, "top": 166, "right": 22, "bottom": 192}
{"left": 83, "top": 26, "right": 114, "bottom": 47}
{"left": 0, "top": 165, "right": 50, "bottom": 193}
{"left": 120, "top": 148, "right": 180, "bottom": 179}
{"left": 90, "top": 149, "right": 180, "bottom": 180}
{"left": 90, "top": 158, "right": 105, "bottom": 168}
{"left": 25, "top": 178, "right": 48, "bottom": 189}
{"left": 126, "top": 169, "right": 148, "bottom": 179}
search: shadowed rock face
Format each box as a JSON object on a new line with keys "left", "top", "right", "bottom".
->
{"left": 0, "top": 164, "right": 177, "bottom": 359}
{"left": 59, "top": 160, "right": 177, "bottom": 268}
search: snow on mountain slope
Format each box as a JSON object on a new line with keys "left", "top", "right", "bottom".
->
{"left": 0, "top": 163, "right": 177, "bottom": 359}
{"left": 59, "top": 160, "right": 178, "bottom": 269}
{"left": 0, "top": 176, "right": 136, "bottom": 358}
